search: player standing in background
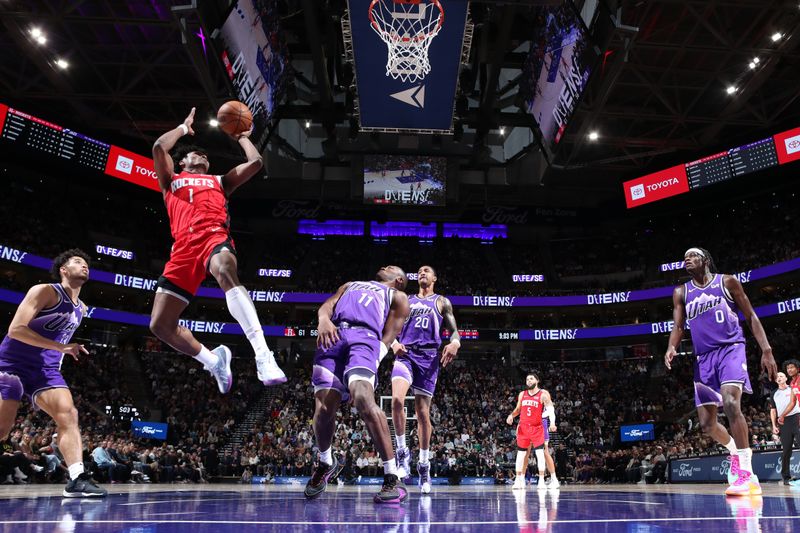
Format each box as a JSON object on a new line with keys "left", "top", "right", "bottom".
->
{"left": 506, "top": 373, "right": 557, "bottom": 490}
{"left": 524, "top": 408, "right": 559, "bottom": 488}
{"left": 786, "top": 359, "right": 800, "bottom": 402}
{"left": 665, "top": 247, "right": 777, "bottom": 496}
{"left": 306, "top": 266, "right": 410, "bottom": 504}
{"left": 0, "top": 249, "right": 106, "bottom": 497}
{"left": 150, "top": 107, "right": 285, "bottom": 393}
{"left": 390, "top": 265, "right": 460, "bottom": 494}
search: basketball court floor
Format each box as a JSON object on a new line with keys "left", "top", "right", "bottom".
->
{"left": 1, "top": 483, "right": 799, "bottom": 532}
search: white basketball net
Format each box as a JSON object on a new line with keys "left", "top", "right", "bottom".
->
{"left": 368, "top": 0, "right": 444, "bottom": 83}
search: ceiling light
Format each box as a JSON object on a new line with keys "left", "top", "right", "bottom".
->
{"left": 588, "top": 131, "right": 599, "bottom": 141}
{"left": 752, "top": 57, "right": 760, "bottom": 64}
{"left": 726, "top": 85, "right": 736, "bottom": 94}
{"left": 209, "top": 119, "right": 219, "bottom": 127}
{"left": 35, "top": 34, "right": 47, "bottom": 45}
{"left": 305, "top": 120, "right": 311, "bottom": 129}
{"left": 30, "top": 27, "right": 42, "bottom": 38}
{"left": 55, "top": 59, "right": 69, "bottom": 70}
{"left": 499, "top": 127, "right": 505, "bottom": 136}
{"left": 748, "top": 62, "right": 756, "bottom": 69}
{"left": 771, "top": 32, "right": 783, "bottom": 42}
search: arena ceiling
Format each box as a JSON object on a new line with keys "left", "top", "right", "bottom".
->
{"left": 1, "top": 0, "right": 799, "bottom": 194}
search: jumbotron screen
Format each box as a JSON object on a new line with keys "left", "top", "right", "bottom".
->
{"left": 363, "top": 155, "right": 446, "bottom": 206}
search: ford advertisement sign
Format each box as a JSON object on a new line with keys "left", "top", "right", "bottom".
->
{"left": 620, "top": 423, "right": 655, "bottom": 442}
{"left": 132, "top": 421, "right": 168, "bottom": 441}
{"left": 669, "top": 450, "right": 800, "bottom": 482}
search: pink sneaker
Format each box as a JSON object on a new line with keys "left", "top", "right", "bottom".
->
{"left": 727, "top": 454, "right": 740, "bottom": 485}
{"left": 725, "top": 470, "right": 761, "bottom": 497}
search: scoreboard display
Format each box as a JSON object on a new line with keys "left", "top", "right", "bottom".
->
{"left": 685, "top": 151, "right": 733, "bottom": 189}
{"left": 625, "top": 125, "right": 797, "bottom": 207}
{"left": 728, "top": 137, "right": 780, "bottom": 176}
{"left": 0, "top": 105, "right": 110, "bottom": 172}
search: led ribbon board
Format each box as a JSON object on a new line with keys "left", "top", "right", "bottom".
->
{"left": 344, "top": 0, "right": 471, "bottom": 132}
{"left": 3, "top": 244, "right": 800, "bottom": 308}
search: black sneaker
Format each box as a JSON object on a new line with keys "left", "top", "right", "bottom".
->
{"left": 304, "top": 457, "right": 342, "bottom": 499}
{"left": 63, "top": 473, "right": 107, "bottom": 498}
{"left": 373, "top": 474, "right": 408, "bottom": 504}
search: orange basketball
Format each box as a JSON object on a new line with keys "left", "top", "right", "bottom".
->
{"left": 216, "top": 101, "right": 253, "bottom": 136}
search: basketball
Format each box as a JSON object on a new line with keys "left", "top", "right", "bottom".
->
{"left": 216, "top": 101, "right": 253, "bottom": 136}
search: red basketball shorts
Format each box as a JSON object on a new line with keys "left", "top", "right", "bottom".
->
{"left": 157, "top": 229, "right": 235, "bottom": 303}
{"left": 517, "top": 423, "right": 545, "bottom": 449}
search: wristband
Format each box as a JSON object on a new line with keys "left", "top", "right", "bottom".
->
{"left": 449, "top": 338, "right": 461, "bottom": 347}
{"left": 177, "top": 124, "right": 189, "bottom": 135}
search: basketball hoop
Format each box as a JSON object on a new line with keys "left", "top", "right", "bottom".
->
{"left": 368, "top": 0, "right": 444, "bottom": 83}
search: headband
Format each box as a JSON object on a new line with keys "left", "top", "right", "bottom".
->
{"left": 684, "top": 247, "right": 706, "bottom": 258}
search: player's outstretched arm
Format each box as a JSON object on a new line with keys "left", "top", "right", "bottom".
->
{"left": 506, "top": 392, "right": 522, "bottom": 425}
{"left": 221, "top": 128, "right": 263, "bottom": 196}
{"left": 7, "top": 285, "right": 88, "bottom": 360}
{"left": 724, "top": 274, "right": 777, "bottom": 380}
{"left": 664, "top": 286, "right": 686, "bottom": 370}
{"left": 153, "top": 107, "right": 195, "bottom": 191}
{"left": 316, "top": 283, "right": 350, "bottom": 351}
{"left": 439, "top": 296, "right": 460, "bottom": 367}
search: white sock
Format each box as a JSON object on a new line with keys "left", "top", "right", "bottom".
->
{"left": 419, "top": 449, "right": 430, "bottom": 464}
{"left": 194, "top": 346, "right": 218, "bottom": 369}
{"left": 68, "top": 463, "right": 84, "bottom": 481}
{"left": 737, "top": 448, "right": 753, "bottom": 473}
{"left": 515, "top": 450, "right": 527, "bottom": 476}
{"left": 319, "top": 448, "right": 333, "bottom": 465}
{"left": 384, "top": 460, "right": 398, "bottom": 476}
{"left": 396, "top": 434, "right": 406, "bottom": 449}
{"left": 724, "top": 437, "right": 737, "bottom": 456}
{"left": 225, "top": 286, "right": 271, "bottom": 359}
{"left": 535, "top": 449, "right": 546, "bottom": 470}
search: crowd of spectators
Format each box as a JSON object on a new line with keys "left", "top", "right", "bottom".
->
{"left": 2, "top": 328, "right": 797, "bottom": 487}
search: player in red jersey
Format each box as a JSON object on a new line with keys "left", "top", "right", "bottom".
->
{"left": 786, "top": 359, "right": 800, "bottom": 401}
{"left": 150, "top": 107, "right": 285, "bottom": 392}
{"left": 507, "top": 373, "right": 557, "bottom": 490}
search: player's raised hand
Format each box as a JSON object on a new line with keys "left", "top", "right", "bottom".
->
{"left": 317, "top": 317, "right": 340, "bottom": 350}
{"left": 441, "top": 341, "right": 459, "bottom": 368}
{"left": 62, "top": 343, "right": 89, "bottom": 361}
{"left": 761, "top": 347, "right": 778, "bottom": 381}
{"left": 664, "top": 345, "right": 677, "bottom": 370}
{"left": 183, "top": 107, "right": 196, "bottom": 136}
{"left": 234, "top": 123, "right": 254, "bottom": 141}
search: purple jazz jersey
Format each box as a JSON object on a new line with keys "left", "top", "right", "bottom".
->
{"left": 684, "top": 274, "right": 744, "bottom": 355}
{"left": 0, "top": 284, "right": 83, "bottom": 404}
{"left": 392, "top": 294, "right": 444, "bottom": 396}
{"left": 313, "top": 281, "right": 393, "bottom": 401}
{"left": 331, "top": 281, "right": 393, "bottom": 337}
{"left": 543, "top": 418, "right": 550, "bottom": 442}
{"left": 694, "top": 343, "right": 752, "bottom": 407}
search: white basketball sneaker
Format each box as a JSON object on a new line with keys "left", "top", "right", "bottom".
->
{"left": 549, "top": 477, "right": 560, "bottom": 489}
{"left": 512, "top": 476, "right": 526, "bottom": 490}
{"left": 255, "top": 350, "right": 287, "bottom": 386}
{"left": 209, "top": 346, "right": 233, "bottom": 394}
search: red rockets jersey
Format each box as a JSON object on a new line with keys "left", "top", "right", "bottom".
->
{"left": 792, "top": 375, "right": 800, "bottom": 402}
{"left": 164, "top": 171, "right": 229, "bottom": 239}
{"left": 518, "top": 389, "right": 544, "bottom": 426}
